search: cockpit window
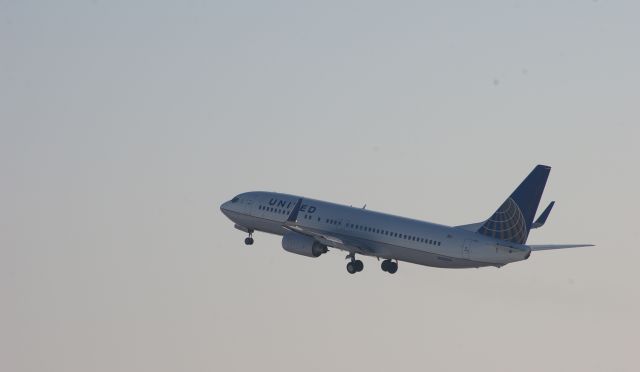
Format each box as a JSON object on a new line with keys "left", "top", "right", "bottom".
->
{"left": 231, "top": 197, "right": 240, "bottom": 203}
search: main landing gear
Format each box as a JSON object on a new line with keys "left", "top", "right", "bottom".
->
{"left": 346, "top": 253, "right": 364, "bottom": 274}
{"left": 244, "top": 230, "right": 254, "bottom": 245}
{"left": 381, "top": 259, "right": 398, "bottom": 274}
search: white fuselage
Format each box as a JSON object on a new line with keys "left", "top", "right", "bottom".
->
{"left": 220, "top": 191, "right": 531, "bottom": 269}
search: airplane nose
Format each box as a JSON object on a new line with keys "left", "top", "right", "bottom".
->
{"left": 220, "top": 201, "right": 231, "bottom": 215}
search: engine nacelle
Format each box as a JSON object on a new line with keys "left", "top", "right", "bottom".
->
{"left": 282, "top": 232, "right": 328, "bottom": 257}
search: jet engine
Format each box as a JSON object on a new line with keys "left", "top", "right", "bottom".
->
{"left": 282, "top": 232, "right": 328, "bottom": 257}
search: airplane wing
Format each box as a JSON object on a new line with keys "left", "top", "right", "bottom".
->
{"left": 528, "top": 244, "right": 594, "bottom": 251}
{"left": 283, "top": 198, "right": 378, "bottom": 255}
{"left": 283, "top": 223, "right": 377, "bottom": 255}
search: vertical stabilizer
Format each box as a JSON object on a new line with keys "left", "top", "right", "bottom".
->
{"left": 477, "top": 165, "right": 551, "bottom": 244}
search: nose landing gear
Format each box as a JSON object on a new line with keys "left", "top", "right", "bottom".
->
{"left": 244, "top": 230, "right": 255, "bottom": 245}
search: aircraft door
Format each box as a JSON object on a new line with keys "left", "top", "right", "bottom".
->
{"left": 244, "top": 197, "right": 255, "bottom": 214}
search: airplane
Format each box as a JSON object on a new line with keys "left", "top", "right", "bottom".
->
{"left": 220, "top": 165, "right": 593, "bottom": 274}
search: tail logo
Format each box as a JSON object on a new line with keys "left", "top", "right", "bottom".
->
{"left": 477, "top": 198, "right": 528, "bottom": 244}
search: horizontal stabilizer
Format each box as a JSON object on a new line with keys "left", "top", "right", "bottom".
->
{"left": 529, "top": 244, "right": 594, "bottom": 251}
{"left": 532, "top": 201, "right": 555, "bottom": 229}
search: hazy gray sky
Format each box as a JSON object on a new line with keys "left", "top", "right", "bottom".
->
{"left": 2, "top": 1, "right": 639, "bottom": 371}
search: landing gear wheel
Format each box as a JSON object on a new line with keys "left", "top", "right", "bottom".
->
{"left": 382, "top": 259, "right": 397, "bottom": 274}
{"left": 345, "top": 253, "right": 363, "bottom": 274}
{"left": 354, "top": 260, "right": 364, "bottom": 272}
{"left": 244, "top": 230, "right": 255, "bottom": 246}
{"left": 381, "top": 260, "right": 390, "bottom": 272}
{"left": 346, "top": 262, "right": 357, "bottom": 274}
{"left": 387, "top": 261, "right": 398, "bottom": 274}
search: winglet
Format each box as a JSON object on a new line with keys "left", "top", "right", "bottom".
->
{"left": 286, "top": 198, "right": 303, "bottom": 223}
{"left": 532, "top": 201, "right": 555, "bottom": 229}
